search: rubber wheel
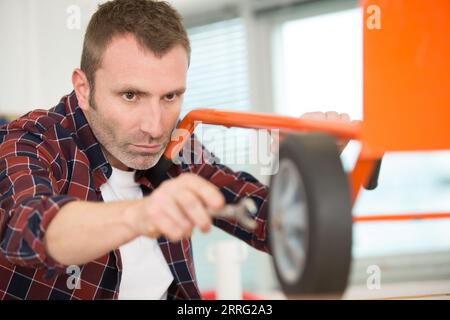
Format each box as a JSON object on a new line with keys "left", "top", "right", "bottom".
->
{"left": 268, "top": 133, "right": 352, "bottom": 298}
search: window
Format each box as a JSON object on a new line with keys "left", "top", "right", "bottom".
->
{"left": 274, "top": 8, "right": 363, "bottom": 119}
{"left": 269, "top": 0, "right": 450, "bottom": 281}
{"left": 183, "top": 18, "right": 254, "bottom": 173}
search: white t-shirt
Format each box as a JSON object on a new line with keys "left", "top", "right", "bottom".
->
{"left": 99, "top": 167, "right": 174, "bottom": 300}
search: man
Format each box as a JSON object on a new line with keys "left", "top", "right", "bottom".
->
{"left": 0, "top": 0, "right": 351, "bottom": 300}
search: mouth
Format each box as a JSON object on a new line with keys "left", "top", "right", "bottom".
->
{"left": 131, "top": 144, "right": 162, "bottom": 153}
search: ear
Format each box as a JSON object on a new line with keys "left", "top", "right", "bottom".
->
{"left": 72, "top": 68, "right": 91, "bottom": 111}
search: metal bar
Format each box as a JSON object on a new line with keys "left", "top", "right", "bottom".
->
{"left": 353, "top": 212, "right": 450, "bottom": 223}
{"left": 164, "top": 108, "right": 362, "bottom": 160}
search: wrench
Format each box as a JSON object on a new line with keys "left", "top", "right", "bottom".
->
{"left": 209, "top": 197, "right": 258, "bottom": 230}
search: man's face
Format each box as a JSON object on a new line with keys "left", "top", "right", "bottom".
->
{"left": 84, "top": 34, "right": 188, "bottom": 171}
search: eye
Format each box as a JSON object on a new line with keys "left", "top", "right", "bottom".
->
{"left": 164, "top": 93, "right": 177, "bottom": 102}
{"left": 122, "top": 91, "right": 137, "bottom": 102}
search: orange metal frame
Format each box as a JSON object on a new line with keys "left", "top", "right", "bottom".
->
{"left": 161, "top": 109, "right": 450, "bottom": 223}
{"left": 160, "top": 0, "right": 450, "bottom": 224}
{"left": 162, "top": 109, "right": 369, "bottom": 201}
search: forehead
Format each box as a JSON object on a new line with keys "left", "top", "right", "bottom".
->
{"left": 97, "top": 33, "right": 189, "bottom": 88}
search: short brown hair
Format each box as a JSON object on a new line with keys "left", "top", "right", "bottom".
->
{"left": 81, "top": 0, "right": 190, "bottom": 90}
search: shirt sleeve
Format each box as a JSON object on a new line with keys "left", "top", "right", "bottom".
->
{"left": 0, "top": 129, "right": 78, "bottom": 276}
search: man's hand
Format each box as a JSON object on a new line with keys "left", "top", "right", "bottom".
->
{"left": 128, "top": 173, "right": 225, "bottom": 242}
{"left": 271, "top": 111, "right": 355, "bottom": 154}
{"left": 45, "top": 173, "right": 225, "bottom": 266}
{"left": 300, "top": 111, "right": 352, "bottom": 152}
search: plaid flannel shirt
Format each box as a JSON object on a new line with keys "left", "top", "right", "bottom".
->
{"left": 0, "top": 91, "right": 270, "bottom": 300}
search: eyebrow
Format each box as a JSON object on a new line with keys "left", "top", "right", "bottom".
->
{"left": 114, "top": 86, "right": 186, "bottom": 97}
{"left": 164, "top": 87, "right": 186, "bottom": 96}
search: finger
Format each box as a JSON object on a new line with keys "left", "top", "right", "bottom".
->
{"left": 325, "top": 111, "right": 340, "bottom": 121}
{"left": 180, "top": 174, "right": 225, "bottom": 210}
{"left": 141, "top": 222, "right": 160, "bottom": 239}
{"left": 301, "top": 112, "right": 326, "bottom": 120}
{"left": 339, "top": 113, "right": 351, "bottom": 122}
{"left": 160, "top": 198, "right": 194, "bottom": 237}
{"left": 174, "top": 188, "right": 212, "bottom": 233}
{"left": 152, "top": 215, "right": 185, "bottom": 241}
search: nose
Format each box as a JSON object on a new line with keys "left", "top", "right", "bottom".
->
{"left": 139, "top": 99, "right": 165, "bottom": 140}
